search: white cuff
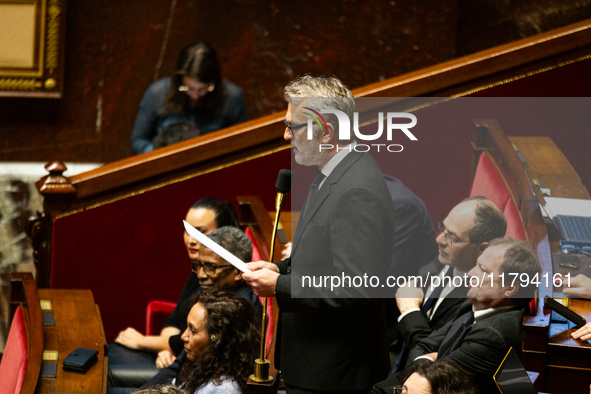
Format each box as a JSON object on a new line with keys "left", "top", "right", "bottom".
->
{"left": 415, "top": 355, "right": 436, "bottom": 362}
{"left": 398, "top": 308, "right": 421, "bottom": 323}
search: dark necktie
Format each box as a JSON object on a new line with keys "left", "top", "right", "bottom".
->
{"left": 421, "top": 266, "right": 454, "bottom": 316}
{"left": 302, "top": 170, "right": 325, "bottom": 217}
{"left": 437, "top": 310, "right": 475, "bottom": 358}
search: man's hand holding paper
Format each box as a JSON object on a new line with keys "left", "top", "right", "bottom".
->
{"left": 243, "top": 261, "right": 280, "bottom": 297}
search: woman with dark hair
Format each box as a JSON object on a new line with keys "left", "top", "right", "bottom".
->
{"left": 394, "top": 360, "right": 476, "bottom": 394}
{"left": 131, "top": 42, "right": 247, "bottom": 154}
{"left": 109, "top": 198, "right": 261, "bottom": 388}
{"left": 145, "top": 290, "right": 260, "bottom": 393}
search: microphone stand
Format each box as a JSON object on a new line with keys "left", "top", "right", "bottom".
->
{"left": 250, "top": 190, "right": 287, "bottom": 383}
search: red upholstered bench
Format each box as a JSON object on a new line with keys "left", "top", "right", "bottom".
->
{"left": 470, "top": 153, "right": 526, "bottom": 241}
{"left": 0, "top": 306, "right": 28, "bottom": 394}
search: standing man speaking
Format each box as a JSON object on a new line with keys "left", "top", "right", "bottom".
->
{"left": 244, "top": 75, "right": 395, "bottom": 394}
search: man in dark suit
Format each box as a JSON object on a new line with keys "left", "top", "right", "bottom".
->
{"left": 383, "top": 175, "right": 438, "bottom": 282}
{"left": 244, "top": 75, "right": 395, "bottom": 393}
{"left": 405, "top": 238, "right": 541, "bottom": 394}
{"left": 393, "top": 196, "right": 507, "bottom": 360}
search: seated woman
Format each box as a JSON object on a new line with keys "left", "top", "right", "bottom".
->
{"left": 143, "top": 290, "right": 260, "bottom": 393}
{"left": 131, "top": 42, "right": 247, "bottom": 154}
{"left": 395, "top": 360, "right": 476, "bottom": 394}
{"left": 108, "top": 198, "right": 262, "bottom": 387}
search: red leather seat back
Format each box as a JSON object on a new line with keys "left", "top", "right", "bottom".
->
{"left": 244, "top": 227, "right": 274, "bottom": 354}
{"left": 146, "top": 300, "right": 177, "bottom": 336}
{"left": 470, "top": 153, "right": 526, "bottom": 241}
{"left": 0, "top": 306, "right": 28, "bottom": 394}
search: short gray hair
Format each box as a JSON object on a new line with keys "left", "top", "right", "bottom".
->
{"left": 284, "top": 75, "right": 355, "bottom": 143}
{"left": 207, "top": 226, "right": 253, "bottom": 263}
{"left": 462, "top": 196, "right": 507, "bottom": 243}
{"left": 489, "top": 237, "right": 541, "bottom": 299}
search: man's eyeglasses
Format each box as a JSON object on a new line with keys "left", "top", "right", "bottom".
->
{"left": 284, "top": 120, "right": 307, "bottom": 136}
{"left": 438, "top": 221, "right": 472, "bottom": 247}
{"left": 393, "top": 386, "right": 406, "bottom": 394}
{"left": 191, "top": 259, "right": 234, "bottom": 275}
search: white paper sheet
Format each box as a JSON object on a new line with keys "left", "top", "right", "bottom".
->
{"left": 183, "top": 220, "right": 252, "bottom": 273}
{"left": 543, "top": 197, "right": 591, "bottom": 219}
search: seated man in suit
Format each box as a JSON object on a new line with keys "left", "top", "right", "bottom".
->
{"left": 391, "top": 196, "right": 506, "bottom": 368}
{"left": 400, "top": 238, "right": 541, "bottom": 394}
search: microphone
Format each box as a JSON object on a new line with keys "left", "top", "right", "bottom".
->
{"left": 276, "top": 169, "right": 293, "bottom": 194}
{"left": 274, "top": 169, "right": 293, "bottom": 213}
{"left": 251, "top": 169, "right": 292, "bottom": 384}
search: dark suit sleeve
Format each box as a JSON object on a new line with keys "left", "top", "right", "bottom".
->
{"left": 276, "top": 258, "right": 290, "bottom": 275}
{"left": 407, "top": 318, "right": 455, "bottom": 364}
{"left": 277, "top": 187, "right": 392, "bottom": 311}
{"left": 389, "top": 197, "right": 435, "bottom": 276}
{"left": 408, "top": 310, "right": 521, "bottom": 386}
{"left": 384, "top": 176, "right": 438, "bottom": 278}
{"left": 440, "top": 324, "right": 509, "bottom": 379}
{"left": 398, "top": 310, "right": 434, "bottom": 349}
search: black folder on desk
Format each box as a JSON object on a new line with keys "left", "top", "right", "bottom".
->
{"left": 63, "top": 348, "right": 98, "bottom": 373}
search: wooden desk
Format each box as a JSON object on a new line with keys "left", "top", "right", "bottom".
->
{"left": 510, "top": 136, "right": 591, "bottom": 392}
{"left": 36, "top": 289, "right": 107, "bottom": 393}
{"left": 510, "top": 136, "right": 590, "bottom": 200}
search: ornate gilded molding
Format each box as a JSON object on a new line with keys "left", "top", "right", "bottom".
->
{"left": 0, "top": 77, "right": 42, "bottom": 91}
{"left": 46, "top": 0, "right": 60, "bottom": 72}
{"left": 0, "top": 0, "right": 65, "bottom": 97}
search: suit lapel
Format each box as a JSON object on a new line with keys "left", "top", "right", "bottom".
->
{"left": 430, "top": 284, "right": 469, "bottom": 322}
{"left": 419, "top": 259, "right": 444, "bottom": 286}
{"left": 291, "top": 151, "right": 364, "bottom": 252}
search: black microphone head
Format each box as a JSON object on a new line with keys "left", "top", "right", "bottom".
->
{"left": 276, "top": 169, "right": 293, "bottom": 194}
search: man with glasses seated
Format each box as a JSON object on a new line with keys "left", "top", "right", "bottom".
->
{"left": 167, "top": 226, "right": 262, "bottom": 353}
{"left": 108, "top": 226, "right": 261, "bottom": 389}
{"left": 156, "top": 226, "right": 262, "bottom": 367}
{"left": 382, "top": 196, "right": 506, "bottom": 378}
{"left": 378, "top": 237, "right": 540, "bottom": 394}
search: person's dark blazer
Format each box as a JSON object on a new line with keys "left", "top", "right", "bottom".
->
{"left": 397, "top": 260, "right": 468, "bottom": 350}
{"left": 383, "top": 175, "right": 438, "bottom": 279}
{"left": 408, "top": 300, "right": 527, "bottom": 394}
{"left": 383, "top": 175, "right": 439, "bottom": 354}
{"left": 274, "top": 150, "right": 395, "bottom": 391}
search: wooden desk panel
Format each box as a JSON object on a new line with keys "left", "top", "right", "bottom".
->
{"left": 509, "top": 135, "right": 591, "bottom": 392}
{"left": 37, "top": 289, "right": 106, "bottom": 394}
{"left": 510, "top": 136, "right": 590, "bottom": 199}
